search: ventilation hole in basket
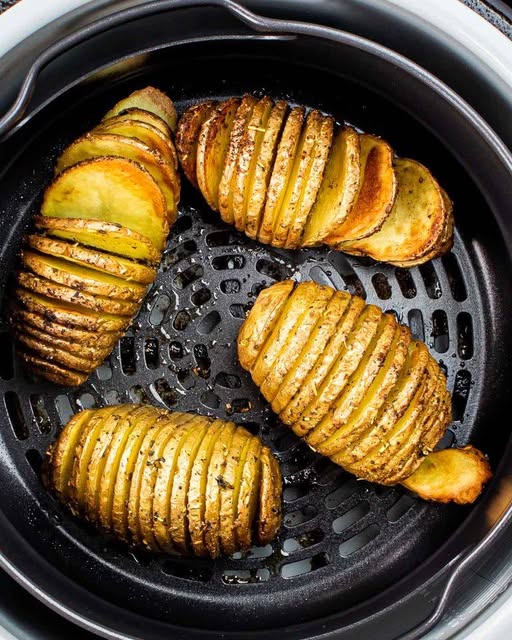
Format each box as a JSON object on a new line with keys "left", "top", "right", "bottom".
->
{"left": 144, "top": 338, "right": 159, "bottom": 369}
{"left": 105, "top": 389, "right": 121, "bottom": 405}
{"left": 30, "top": 395, "right": 51, "bottom": 434}
{"left": 214, "top": 372, "right": 241, "bottom": 389}
{"left": 120, "top": 337, "right": 136, "bottom": 375}
{"left": 149, "top": 294, "right": 171, "bottom": 326}
{"left": 284, "top": 505, "right": 317, "bottom": 528}
{"left": 419, "top": 263, "right": 442, "bottom": 299}
{"left": 255, "top": 258, "right": 291, "bottom": 281}
{"left": 168, "top": 341, "right": 184, "bottom": 360}
{"left": 225, "top": 398, "right": 252, "bottom": 416}
{"left": 221, "top": 279, "right": 241, "bottom": 294}
{"left": 282, "top": 528, "right": 324, "bottom": 554}
{"left": 191, "top": 287, "right": 211, "bottom": 307}
{"left": 339, "top": 524, "right": 379, "bottom": 557}
{"left": 314, "top": 458, "right": 344, "bottom": 486}
{"left": 177, "top": 368, "right": 195, "bottom": 390}
{"left": 432, "top": 310, "right": 449, "bottom": 353}
{"left": 309, "top": 265, "right": 336, "bottom": 288}
{"left": 229, "top": 303, "right": 251, "bottom": 319}
{"left": 332, "top": 502, "right": 370, "bottom": 534}
{"left": 193, "top": 344, "right": 210, "bottom": 378}
{"left": 25, "top": 448, "right": 43, "bottom": 475}
{"left": 246, "top": 544, "right": 274, "bottom": 559}
{"left": 55, "top": 395, "right": 73, "bottom": 426}
{"left": 281, "top": 553, "right": 329, "bottom": 579}
{"left": 173, "top": 264, "right": 203, "bottom": 290}
{"left": 328, "top": 252, "right": 367, "bottom": 299}
{"left": 200, "top": 390, "right": 220, "bottom": 410}
{"left": 205, "top": 229, "right": 246, "bottom": 247}
{"left": 172, "top": 215, "right": 193, "bottom": 235}
{"left": 0, "top": 332, "right": 14, "bottom": 380}
{"left": 452, "top": 369, "right": 471, "bottom": 421}
{"left": 436, "top": 428, "right": 455, "bottom": 450}
{"left": 283, "top": 485, "right": 309, "bottom": 503}
{"left": 407, "top": 309, "right": 425, "bottom": 342}
{"left": 325, "top": 478, "right": 359, "bottom": 509}
{"left": 77, "top": 392, "right": 96, "bottom": 410}
{"left": 222, "top": 568, "right": 270, "bottom": 585}
{"left": 386, "top": 495, "right": 415, "bottom": 522}
{"left": 372, "top": 273, "right": 392, "bottom": 300}
{"left": 212, "top": 255, "right": 245, "bottom": 270}
{"left": 96, "top": 360, "right": 112, "bottom": 381}
{"left": 457, "top": 312, "right": 473, "bottom": 360}
{"left": 197, "top": 310, "right": 220, "bottom": 335}
{"left": 161, "top": 240, "right": 197, "bottom": 271}
{"left": 5, "top": 392, "right": 28, "bottom": 440}
{"left": 129, "top": 385, "right": 149, "bottom": 404}
{"left": 395, "top": 268, "right": 417, "bottom": 299}
{"left": 151, "top": 379, "right": 178, "bottom": 408}
{"left": 275, "top": 430, "right": 300, "bottom": 453}
{"left": 442, "top": 253, "right": 467, "bottom": 301}
{"left": 173, "top": 310, "right": 192, "bottom": 331}
{"left": 161, "top": 560, "right": 212, "bottom": 582}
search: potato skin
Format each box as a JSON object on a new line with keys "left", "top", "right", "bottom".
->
{"left": 47, "top": 405, "right": 283, "bottom": 557}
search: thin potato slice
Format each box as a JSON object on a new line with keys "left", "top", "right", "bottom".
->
{"left": 292, "top": 304, "right": 383, "bottom": 435}
{"left": 245, "top": 100, "right": 288, "bottom": 239}
{"left": 17, "top": 271, "right": 139, "bottom": 317}
{"left": 41, "top": 157, "right": 168, "bottom": 252}
{"left": 280, "top": 295, "right": 366, "bottom": 431}
{"left": 259, "top": 283, "right": 334, "bottom": 401}
{"left": 218, "top": 426, "right": 252, "bottom": 556}
{"left": 272, "top": 110, "right": 324, "bottom": 247}
{"left": 257, "top": 446, "right": 282, "bottom": 545}
{"left": 251, "top": 281, "right": 319, "bottom": 387}
{"left": 56, "top": 133, "right": 179, "bottom": 223}
{"left": 103, "top": 86, "right": 178, "bottom": 132}
{"left": 16, "top": 288, "right": 129, "bottom": 332}
{"left": 272, "top": 290, "right": 351, "bottom": 414}
{"left": 176, "top": 101, "right": 217, "bottom": 187}
{"left": 231, "top": 96, "right": 274, "bottom": 232}
{"left": 104, "top": 107, "right": 171, "bottom": 138}
{"left": 305, "top": 313, "right": 397, "bottom": 449}
{"left": 235, "top": 435, "right": 262, "bottom": 550}
{"left": 342, "top": 158, "right": 447, "bottom": 264}
{"left": 258, "top": 106, "right": 305, "bottom": 245}
{"left": 302, "top": 127, "right": 360, "bottom": 246}
{"left": 34, "top": 216, "right": 161, "bottom": 264}
{"left": 204, "top": 421, "right": 237, "bottom": 558}
{"left": 218, "top": 96, "right": 256, "bottom": 224}
{"left": 26, "top": 234, "right": 157, "bottom": 284}
{"left": 286, "top": 114, "right": 334, "bottom": 248}
{"left": 196, "top": 98, "right": 240, "bottom": 211}
{"left": 21, "top": 250, "right": 146, "bottom": 303}
{"left": 401, "top": 446, "right": 492, "bottom": 504}
{"left": 237, "top": 280, "right": 294, "bottom": 371}
{"left": 19, "top": 352, "right": 88, "bottom": 387}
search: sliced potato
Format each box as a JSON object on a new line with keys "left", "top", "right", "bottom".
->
{"left": 196, "top": 98, "right": 240, "bottom": 211}
{"left": 286, "top": 114, "right": 334, "bottom": 248}
{"left": 21, "top": 250, "right": 146, "bottom": 303}
{"left": 56, "top": 133, "right": 179, "bottom": 223}
{"left": 103, "top": 86, "right": 178, "bottom": 132}
{"left": 231, "top": 96, "right": 274, "bottom": 232}
{"left": 342, "top": 158, "right": 447, "bottom": 264}
{"left": 257, "top": 446, "right": 282, "bottom": 545}
{"left": 258, "top": 106, "right": 305, "bottom": 245}
{"left": 34, "top": 216, "right": 161, "bottom": 265}
{"left": 104, "top": 106, "right": 171, "bottom": 138}
{"left": 235, "top": 435, "right": 262, "bottom": 550}
{"left": 237, "top": 280, "right": 295, "bottom": 371}
{"left": 327, "top": 134, "right": 396, "bottom": 244}
{"left": 19, "top": 352, "right": 88, "bottom": 387}
{"left": 25, "top": 234, "right": 157, "bottom": 285}
{"left": 302, "top": 126, "right": 360, "bottom": 246}
{"left": 218, "top": 96, "right": 256, "bottom": 225}
{"left": 17, "top": 271, "right": 139, "bottom": 317}
{"left": 245, "top": 100, "right": 288, "bottom": 239}
{"left": 176, "top": 101, "right": 217, "bottom": 187}
{"left": 272, "top": 289, "right": 351, "bottom": 414}
{"left": 41, "top": 157, "right": 168, "bottom": 252}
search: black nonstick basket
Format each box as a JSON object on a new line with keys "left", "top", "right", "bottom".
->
{"left": 0, "top": 1, "right": 512, "bottom": 639}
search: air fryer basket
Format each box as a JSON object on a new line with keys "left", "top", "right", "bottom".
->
{"left": 0, "top": 2, "right": 512, "bottom": 639}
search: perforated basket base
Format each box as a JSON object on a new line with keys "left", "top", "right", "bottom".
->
{"left": 0, "top": 44, "right": 507, "bottom": 633}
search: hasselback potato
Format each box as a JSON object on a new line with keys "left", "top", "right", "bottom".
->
{"left": 9, "top": 87, "right": 180, "bottom": 386}
{"left": 46, "top": 404, "right": 282, "bottom": 557}
{"left": 176, "top": 96, "right": 453, "bottom": 266}
{"left": 238, "top": 281, "right": 491, "bottom": 503}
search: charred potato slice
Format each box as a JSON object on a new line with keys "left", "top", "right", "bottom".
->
{"left": 176, "top": 101, "right": 217, "bottom": 187}
{"left": 103, "top": 86, "right": 178, "bottom": 132}
{"left": 19, "top": 352, "right": 88, "bottom": 387}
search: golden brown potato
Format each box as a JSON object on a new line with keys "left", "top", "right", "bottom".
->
{"left": 239, "top": 281, "right": 491, "bottom": 502}
{"left": 176, "top": 101, "right": 217, "bottom": 188}
{"left": 47, "top": 405, "right": 283, "bottom": 557}
{"left": 103, "top": 86, "right": 178, "bottom": 132}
